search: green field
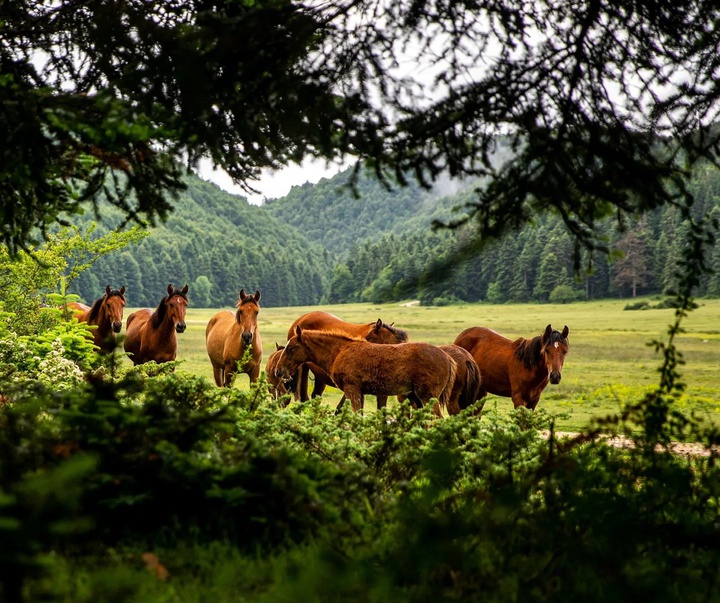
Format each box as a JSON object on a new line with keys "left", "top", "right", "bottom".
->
{"left": 123, "top": 297, "right": 720, "bottom": 432}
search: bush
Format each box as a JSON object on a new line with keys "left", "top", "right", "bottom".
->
{"left": 549, "top": 284, "right": 579, "bottom": 304}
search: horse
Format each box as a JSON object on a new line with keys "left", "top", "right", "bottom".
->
{"left": 453, "top": 324, "right": 569, "bottom": 410}
{"left": 398, "top": 344, "right": 482, "bottom": 416}
{"left": 265, "top": 343, "right": 293, "bottom": 401}
{"left": 66, "top": 285, "right": 126, "bottom": 354}
{"left": 123, "top": 284, "right": 189, "bottom": 365}
{"left": 205, "top": 289, "right": 263, "bottom": 387}
{"left": 274, "top": 326, "right": 455, "bottom": 415}
{"left": 286, "top": 311, "right": 409, "bottom": 404}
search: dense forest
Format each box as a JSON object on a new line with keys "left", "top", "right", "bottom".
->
{"left": 69, "top": 161, "right": 720, "bottom": 308}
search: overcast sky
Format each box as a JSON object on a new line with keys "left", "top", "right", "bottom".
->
{"left": 198, "top": 157, "right": 347, "bottom": 206}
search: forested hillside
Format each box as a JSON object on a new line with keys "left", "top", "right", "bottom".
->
{"left": 70, "top": 177, "right": 333, "bottom": 308}
{"left": 70, "top": 160, "right": 720, "bottom": 309}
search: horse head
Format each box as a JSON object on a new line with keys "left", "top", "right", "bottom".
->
{"left": 541, "top": 324, "right": 569, "bottom": 384}
{"left": 165, "top": 284, "right": 189, "bottom": 333}
{"left": 237, "top": 289, "right": 261, "bottom": 346}
{"left": 366, "top": 318, "right": 409, "bottom": 344}
{"left": 103, "top": 285, "right": 127, "bottom": 333}
{"left": 274, "top": 324, "right": 308, "bottom": 382}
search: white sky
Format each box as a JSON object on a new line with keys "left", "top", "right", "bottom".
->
{"left": 198, "top": 157, "right": 347, "bottom": 206}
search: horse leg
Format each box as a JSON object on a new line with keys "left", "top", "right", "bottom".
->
{"left": 248, "top": 362, "right": 261, "bottom": 384}
{"left": 223, "top": 362, "right": 235, "bottom": 388}
{"left": 212, "top": 365, "right": 224, "bottom": 387}
{"left": 344, "top": 386, "right": 363, "bottom": 413}
{"left": 376, "top": 395, "right": 388, "bottom": 410}
{"left": 334, "top": 395, "right": 348, "bottom": 414}
{"left": 298, "top": 364, "right": 310, "bottom": 401}
{"left": 511, "top": 391, "right": 528, "bottom": 408}
{"left": 311, "top": 377, "right": 326, "bottom": 399}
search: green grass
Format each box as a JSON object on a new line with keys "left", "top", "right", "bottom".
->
{"left": 121, "top": 297, "right": 720, "bottom": 432}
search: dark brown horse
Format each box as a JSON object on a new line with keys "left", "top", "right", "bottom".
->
{"left": 67, "top": 285, "right": 126, "bottom": 353}
{"left": 398, "top": 344, "right": 482, "bottom": 416}
{"left": 453, "top": 324, "right": 569, "bottom": 410}
{"left": 124, "top": 284, "right": 189, "bottom": 365}
{"left": 205, "top": 289, "right": 263, "bottom": 387}
{"left": 275, "top": 327, "right": 455, "bottom": 415}
{"left": 287, "top": 311, "right": 409, "bottom": 404}
{"left": 265, "top": 343, "right": 292, "bottom": 400}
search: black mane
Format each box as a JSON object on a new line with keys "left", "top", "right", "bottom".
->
{"left": 513, "top": 329, "right": 566, "bottom": 371}
{"left": 382, "top": 322, "right": 409, "bottom": 342}
{"left": 150, "top": 287, "right": 187, "bottom": 329}
{"left": 86, "top": 289, "right": 125, "bottom": 323}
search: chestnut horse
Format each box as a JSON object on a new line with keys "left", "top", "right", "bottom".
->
{"left": 67, "top": 285, "right": 127, "bottom": 354}
{"left": 275, "top": 327, "right": 455, "bottom": 415}
{"left": 205, "top": 289, "right": 263, "bottom": 387}
{"left": 124, "top": 284, "right": 189, "bottom": 365}
{"left": 265, "top": 343, "right": 292, "bottom": 401}
{"left": 287, "top": 311, "right": 409, "bottom": 404}
{"left": 453, "top": 324, "right": 569, "bottom": 410}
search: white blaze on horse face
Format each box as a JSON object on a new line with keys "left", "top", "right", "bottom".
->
{"left": 554, "top": 341, "right": 559, "bottom": 348}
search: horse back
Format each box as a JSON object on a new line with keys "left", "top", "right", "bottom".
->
{"left": 66, "top": 302, "right": 90, "bottom": 321}
{"left": 453, "top": 326, "right": 515, "bottom": 397}
{"left": 288, "top": 311, "right": 365, "bottom": 339}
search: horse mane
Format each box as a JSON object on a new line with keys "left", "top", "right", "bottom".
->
{"left": 513, "top": 329, "right": 566, "bottom": 371}
{"left": 86, "top": 289, "right": 125, "bottom": 323}
{"left": 380, "top": 322, "right": 409, "bottom": 342}
{"left": 150, "top": 287, "right": 187, "bottom": 329}
{"left": 300, "top": 329, "right": 365, "bottom": 343}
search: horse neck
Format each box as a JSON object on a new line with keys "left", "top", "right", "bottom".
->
{"left": 515, "top": 336, "right": 546, "bottom": 376}
{"left": 301, "top": 333, "right": 354, "bottom": 371}
{"left": 150, "top": 303, "right": 175, "bottom": 335}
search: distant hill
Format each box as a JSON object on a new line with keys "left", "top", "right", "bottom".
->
{"left": 262, "top": 164, "right": 476, "bottom": 256}
{"left": 72, "top": 175, "right": 333, "bottom": 308}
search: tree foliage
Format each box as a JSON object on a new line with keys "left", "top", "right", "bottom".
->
{"left": 4, "top": 0, "right": 720, "bottom": 263}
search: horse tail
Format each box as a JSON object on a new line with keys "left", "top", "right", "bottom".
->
{"left": 458, "top": 358, "right": 482, "bottom": 411}
{"left": 438, "top": 356, "right": 458, "bottom": 411}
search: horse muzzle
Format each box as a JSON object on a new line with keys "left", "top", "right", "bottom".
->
{"left": 549, "top": 372, "right": 562, "bottom": 385}
{"left": 112, "top": 321, "right": 122, "bottom": 333}
{"left": 176, "top": 323, "right": 187, "bottom": 334}
{"left": 242, "top": 332, "right": 253, "bottom": 346}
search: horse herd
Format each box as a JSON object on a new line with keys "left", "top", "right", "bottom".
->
{"left": 67, "top": 285, "right": 571, "bottom": 414}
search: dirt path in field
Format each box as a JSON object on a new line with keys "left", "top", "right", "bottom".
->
{"left": 544, "top": 431, "right": 718, "bottom": 457}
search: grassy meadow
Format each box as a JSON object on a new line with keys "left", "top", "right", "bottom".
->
{"left": 123, "top": 297, "right": 720, "bottom": 433}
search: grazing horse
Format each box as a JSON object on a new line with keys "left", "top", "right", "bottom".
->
{"left": 265, "top": 343, "right": 292, "bottom": 401}
{"left": 287, "top": 311, "right": 409, "bottom": 404}
{"left": 123, "top": 284, "right": 189, "bottom": 365}
{"left": 275, "top": 327, "right": 455, "bottom": 415}
{"left": 205, "top": 289, "right": 263, "bottom": 387}
{"left": 453, "top": 324, "right": 569, "bottom": 410}
{"left": 66, "top": 285, "right": 126, "bottom": 353}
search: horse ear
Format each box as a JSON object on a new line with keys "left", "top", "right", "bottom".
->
{"left": 120, "top": 286, "right": 126, "bottom": 296}
{"left": 542, "top": 324, "right": 553, "bottom": 342}
{"left": 374, "top": 318, "right": 383, "bottom": 332}
{"left": 181, "top": 284, "right": 189, "bottom": 295}
{"left": 275, "top": 342, "right": 282, "bottom": 351}
{"left": 105, "top": 285, "right": 111, "bottom": 295}
{"left": 254, "top": 290, "right": 261, "bottom": 302}
{"left": 295, "top": 324, "right": 302, "bottom": 339}
{"left": 562, "top": 325, "right": 569, "bottom": 339}
{"left": 239, "top": 289, "right": 246, "bottom": 300}
{"left": 167, "top": 284, "right": 174, "bottom": 295}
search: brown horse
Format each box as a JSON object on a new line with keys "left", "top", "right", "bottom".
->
{"left": 453, "top": 324, "right": 569, "bottom": 410}
{"left": 123, "top": 284, "right": 189, "bottom": 365}
{"left": 265, "top": 343, "right": 292, "bottom": 400}
{"left": 66, "top": 285, "right": 126, "bottom": 353}
{"left": 275, "top": 327, "right": 455, "bottom": 415}
{"left": 205, "top": 289, "right": 263, "bottom": 387}
{"left": 287, "top": 311, "right": 409, "bottom": 404}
